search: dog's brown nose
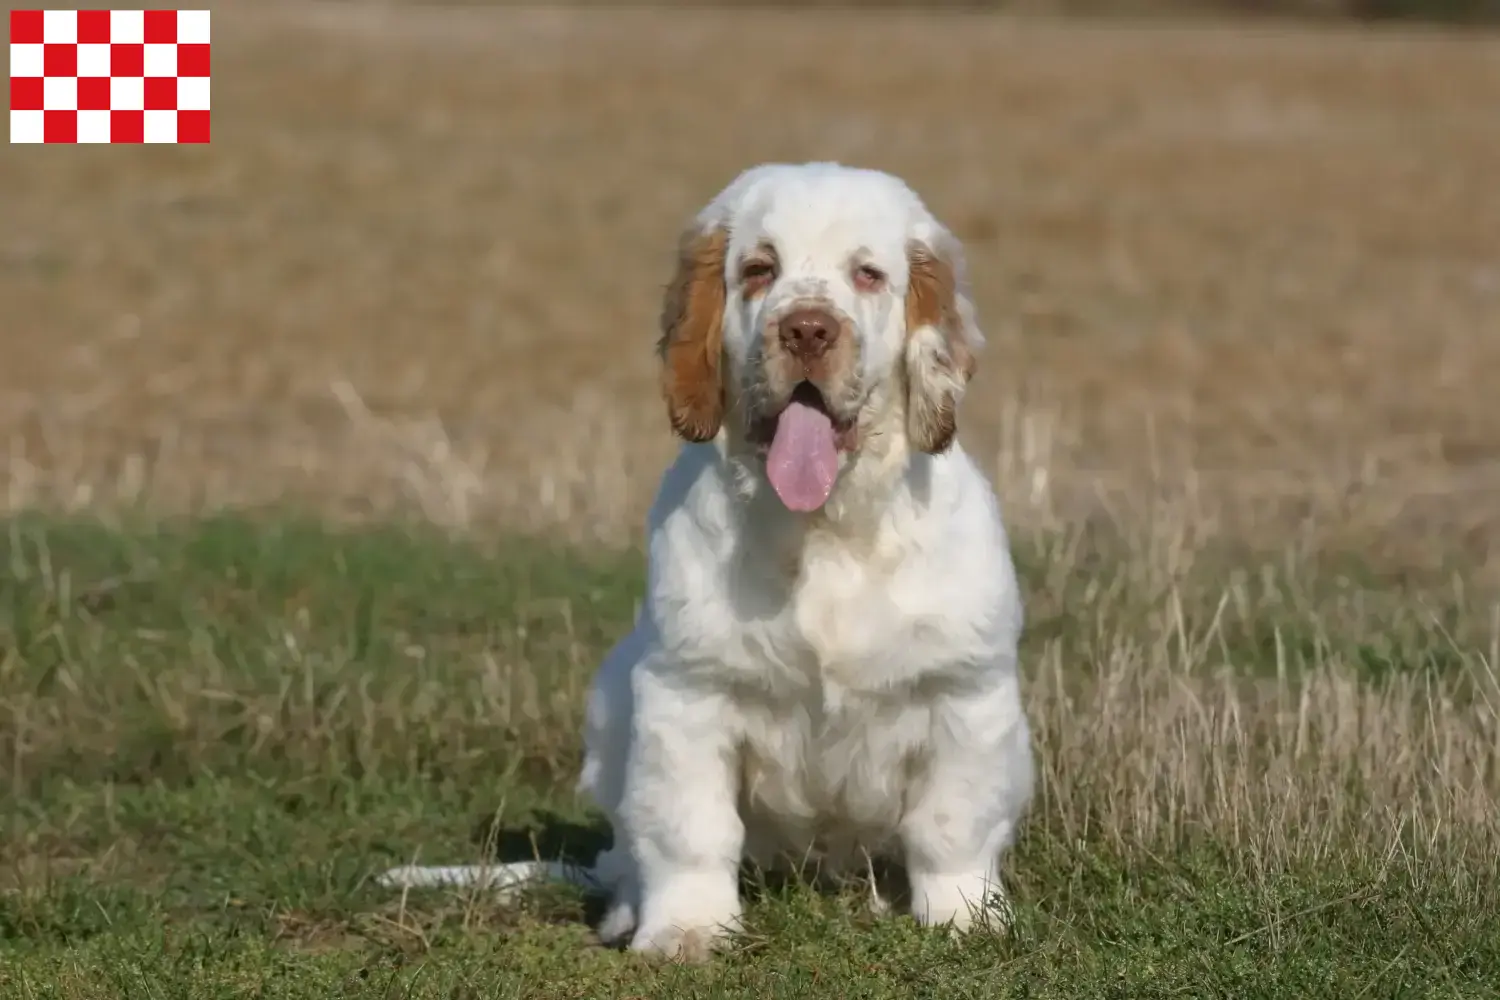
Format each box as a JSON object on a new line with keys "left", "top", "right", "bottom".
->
{"left": 778, "top": 309, "right": 841, "bottom": 360}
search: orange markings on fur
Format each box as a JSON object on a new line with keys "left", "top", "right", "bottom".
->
{"left": 903, "top": 239, "right": 977, "bottom": 454}
{"left": 658, "top": 226, "right": 729, "bottom": 442}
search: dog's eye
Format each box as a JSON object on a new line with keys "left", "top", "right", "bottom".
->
{"left": 853, "top": 264, "right": 886, "bottom": 292}
{"left": 740, "top": 260, "right": 777, "bottom": 293}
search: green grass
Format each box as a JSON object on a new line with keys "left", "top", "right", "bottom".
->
{"left": 0, "top": 515, "right": 1496, "bottom": 998}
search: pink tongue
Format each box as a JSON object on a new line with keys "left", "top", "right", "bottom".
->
{"left": 766, "top": 401, "right": 839, "bottom": 512}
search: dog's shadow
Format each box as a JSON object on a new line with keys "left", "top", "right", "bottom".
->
{"left": 473, "top": 809, "right": 612, "bottom": 870}
{"left": 469, "top": 809, "right": 615, "bottom": 926}
{"left": 470, "top": 808, "right": 912, "bottom": 932}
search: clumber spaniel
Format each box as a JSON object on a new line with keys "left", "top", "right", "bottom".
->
{"left": 380, "top": 162, "right": 1035, "bottom": 961}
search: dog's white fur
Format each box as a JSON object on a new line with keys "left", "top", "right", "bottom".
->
{"left": 379, "top": 163, "right": 1034, "bottom": 961}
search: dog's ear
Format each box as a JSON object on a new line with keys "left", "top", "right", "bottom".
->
{"left": 903, "top": 233, "right": 982, "bottom": 454}
{"left": 658, "top": 224, "right": 729, "bottom": 443}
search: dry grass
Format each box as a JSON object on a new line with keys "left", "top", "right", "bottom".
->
{"left": 2, "top": 5, "right": 1499, "bottom": 991}
{"left": 5, "top": 7, "right": 1499, "bottom": 548}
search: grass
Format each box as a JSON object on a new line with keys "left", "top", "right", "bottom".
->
{"left": 1, "top": 514, "right": 1495, "bottom": 997}
{"left": 3, "top": 7, "right": 1499, "bottom": 553}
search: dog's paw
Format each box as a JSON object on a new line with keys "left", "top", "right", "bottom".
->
{"left": 596, "top": 896, "right": 638, "bottom": 946}
{"left": 627, "top": 922, "right": 733, "bottom": 963}
{"left": 627, "top": 867, "right": 741, "bottom": 961}
{"left": 908, "top": 869, "right": 1011, "bottom": 933}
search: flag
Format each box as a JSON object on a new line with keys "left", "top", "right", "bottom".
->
{"left": 10, "top": 9, "right": 210, "bottom": 144}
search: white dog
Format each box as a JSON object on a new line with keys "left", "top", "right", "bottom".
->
{"left": 379, "top": 162, "right": 1035, "bottom": 961}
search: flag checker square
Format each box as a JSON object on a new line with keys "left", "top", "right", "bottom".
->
{"left": 10, "top": 9, "right": 210, "bottom": 143}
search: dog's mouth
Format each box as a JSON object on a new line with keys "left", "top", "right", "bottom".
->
{"left": 747, "top": 382, "right": 859, "bottom": 450}
{"left": 747, "top": 382, "right": 859, "bottom": 513}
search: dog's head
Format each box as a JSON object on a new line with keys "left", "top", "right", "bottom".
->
{"left": 658, "top": 163, "right": 983, "bottom": 513}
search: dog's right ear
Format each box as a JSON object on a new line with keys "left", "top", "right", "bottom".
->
{"left": 657, "top": 224, "right": 729, "bottom": 443}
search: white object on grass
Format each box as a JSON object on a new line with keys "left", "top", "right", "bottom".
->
{"left": 375, "top": 860, "right": 605, "bottom": 897}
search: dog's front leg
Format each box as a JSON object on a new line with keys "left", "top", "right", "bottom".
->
{"left": 618, "top": 664, "right": 744, "bottom": 962}
{"left": 899, "top": 679, "right": 1033, "bottom": 932}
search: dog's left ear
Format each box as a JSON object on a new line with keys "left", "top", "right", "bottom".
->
{"left": 903, "top": 232, "right": 983, "bottom": 454}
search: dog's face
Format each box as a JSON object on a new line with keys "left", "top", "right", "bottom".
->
{"left": 658, "top": 163, "right": 983, "bottom": 512}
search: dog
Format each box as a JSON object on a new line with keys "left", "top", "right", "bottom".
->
{"left": 379, "top": 163, "right": 1035, "bottom": 962}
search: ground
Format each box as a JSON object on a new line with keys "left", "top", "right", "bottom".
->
{"left": 1, "top": 4, "right": 1498, "bottom": 997}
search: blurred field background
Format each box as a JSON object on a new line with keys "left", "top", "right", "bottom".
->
{"left": 2, "top": 3, "right": 1499, "bottom": 997}
{"left": 7, "top": 4, "right": 1500, "bottom": 561}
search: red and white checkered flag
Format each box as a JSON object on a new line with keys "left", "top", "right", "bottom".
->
{"left": 10, "top": 9, "right": 210, "bottom": 144}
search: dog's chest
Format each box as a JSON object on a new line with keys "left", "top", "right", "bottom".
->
{"left": 743, "top": 535, "right": 956, "bottom": 693}
{"left": 736, "top": 674, "right": 930, "bottom": 844}
{"left": 729, "top": 548, "right": 943, "bottom": 839}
